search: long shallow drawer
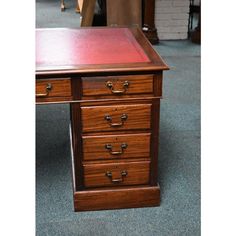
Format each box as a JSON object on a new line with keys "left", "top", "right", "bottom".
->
{"left": 81, "top": 104, "right": 151, "bottom": 133}
{"left": 83, "top": 161, "right": 150, "bottom": 188}
{"left": 82, "top": 75, "right": 153, "bottom": 98}
{"left": 36, "top": 79, "right": 72, "bottom": 102}
{"left": 82, "top": 133, "right": 151, "bottom": 161}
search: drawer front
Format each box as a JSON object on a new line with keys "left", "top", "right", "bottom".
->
{"left": 83, "top": 161, "right": 150, "bottom": 188}
{"left": 36, "top": 79, "right": 72, "bottom": 102}
{"left": 82, "top": 75, "right": 153, "bottom": 97}
{"left": 81, "top": 104, "right": 151, "bottom": 132}
{"left": 82, "top": 133, "right": 151, "bottom": 161}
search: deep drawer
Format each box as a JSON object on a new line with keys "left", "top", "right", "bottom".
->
{"left": 82, "top": 133, "right": 151, "bottom": 161}
{"left": 83, "top": 161, "right": 150, "bottom": 188}
{"left": 81, "top": 104, "right": 151, "bottom": 133}
{"left": 36, "top": 79, "right": 72, "bottom": 102}
{"left": 81, "top": 75, "right": 153, "bottom": 98}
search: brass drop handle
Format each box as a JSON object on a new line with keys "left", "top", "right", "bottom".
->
{"left": 106, "top": 81, "right": 129, "bottom": 94}
{"left": 105, "top": 143, "right": 128, "bottom": 155}
{"left": 105, "top": 170, "right": 128, "bottom": 183}
{"left": 36, "top": 83, "right": 52, "bottom": 97}
{"left": 104, "top": 114, "right": 128, "bottom": 127}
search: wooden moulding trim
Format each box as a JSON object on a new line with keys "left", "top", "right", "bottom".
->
{"left": 73, "top": 185, "right": 160, "bottom": 211}
{"left": 69, "top": 124, "right": 76, "bottom": 193}
{"left": 35, "top": 96, "right": 162, "bottom": 105}
{"left": 36, "top": 65, "right": 168, "bottom": 76}
{"left": 36, "top": 70, "right": 163, "bottom": 79}
{"left": 36, "top": 96, "right": 73, "bottom": 104}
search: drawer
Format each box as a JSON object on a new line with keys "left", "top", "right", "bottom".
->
{"left": 81, "top": 104, "right": 151, "bottom": 133}
{"left": 83, "top": 161, "right": 150, "bottom": 188}
{"left": 36, "top": 79, "right": 72, "bottom": 102}
{"left": 82, "top": 75, "right": 153, "bottom": 98}
{"left": 82, "top": 133, "right": 151, "bottom": 161}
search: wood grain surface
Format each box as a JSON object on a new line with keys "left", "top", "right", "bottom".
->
{"left": 82, "top": 74, "right": 153, "bottom": 97}
{"left": 81, "top": 103, "right": 151, "bottom": 132}
{"left": 83, "top": 160, "right": 150, "bottom": 188}
{"left": 36, "top": 78, "right": 72, "bottom": 103}
{"left": 74, "top": 185, "right": 160, "bottom": 211}
{"left": 106, "top": 0, "right": 142, "bottom": 28}
{"left": 82, "top": 133, "right": 150, "bottom": 161}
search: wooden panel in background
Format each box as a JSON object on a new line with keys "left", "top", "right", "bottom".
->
{"left": 142, "top": 0, "right": 159, "bottom": 44}
{"left": 106, "top": 0, "right": 142, "bottom": 28}
{"left": 76, "top": 0, "right": 84, "bottom": 13}
{"left": 80, "top": 0, "right": 96, "bottom": 26}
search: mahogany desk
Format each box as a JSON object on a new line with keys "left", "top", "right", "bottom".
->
{"left": 36, "top": 27, "right": 169, "bottom": 211}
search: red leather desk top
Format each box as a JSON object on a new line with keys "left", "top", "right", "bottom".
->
{"left": 36, "top": 28, "right": 150, "bottom": 67}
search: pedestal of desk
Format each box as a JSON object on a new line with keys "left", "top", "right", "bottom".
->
{"left": 69, "top": 91, "right": 162, "bottom": 211}
{"left": 70, "top": 124, "right": 160, "bottom": 211}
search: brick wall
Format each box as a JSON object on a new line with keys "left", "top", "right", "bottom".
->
{"left": 155, "top": 0, "right": 190, "bottom": 40}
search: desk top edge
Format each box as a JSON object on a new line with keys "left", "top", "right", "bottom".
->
{"left": 36, "top": 27, "right": 169, "bottom": 76}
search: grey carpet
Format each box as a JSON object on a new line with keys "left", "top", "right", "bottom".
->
{"left": 36, "top": 0, "right": 200, "bottom": 235}
{"left": 36, "top": 0, "right": 81, "bottom": 28}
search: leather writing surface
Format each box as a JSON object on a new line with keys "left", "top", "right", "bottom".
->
{"left": 36, "top": 28, "right": 150, "bottom": 68}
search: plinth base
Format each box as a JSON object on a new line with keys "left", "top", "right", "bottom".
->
{"left": 73, "top": 185, "right": 160, "bottom": 211}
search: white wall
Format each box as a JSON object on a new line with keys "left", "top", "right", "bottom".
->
{"left": 155, "top": 0, "right": 190, "bottom": 40}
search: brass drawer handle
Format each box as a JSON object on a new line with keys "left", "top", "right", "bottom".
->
{"left": 104, "top": 114, "right": 128, "bottom": 127}
{"left": 105, "top": 143, "right": 128, "bottom": 155}
{"left": 106, "top": 81, "right": 129, "bottom": 94}
{"left": 105, "top": 170, "right": 128, "bottom": 183}
{"left": 36, "top": 83, "right": 52, "bottom": 97}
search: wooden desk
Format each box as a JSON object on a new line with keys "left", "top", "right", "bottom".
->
{"left": 36, "top": 27, "right": 169, "bottom": 211}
